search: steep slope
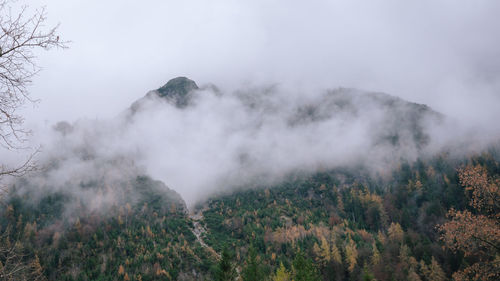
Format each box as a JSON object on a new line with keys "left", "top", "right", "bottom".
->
{"left": 2, "top": 77, "right": 485, "bottom": 281}
{"left": 2, "top": 175, "right": 215, "bottom": 280}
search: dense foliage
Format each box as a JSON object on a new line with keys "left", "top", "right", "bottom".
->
{"left": 1, "top": 151, "right": 499, "bottom": 280}
{"left": 0, "top": 176, "right": 215, "bottom": 280}
{"left": 200, "top": 152, "right": 499, "bottom": 280}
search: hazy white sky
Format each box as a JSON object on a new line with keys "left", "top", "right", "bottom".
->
{"left": 23, "top": 0, "right": 500, "bottom": 126}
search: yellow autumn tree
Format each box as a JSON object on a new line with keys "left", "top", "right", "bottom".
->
{"left": 29, "top": 255, "right": 47, "bottom": 281}
{"left": 387, "top": 222, "right": 404, "bottom": 243}
{"left": 313, "top": 236, "right": 331, "bottom": 265}
{"left": 345, "top": 238, "right": 358, "bottom": 272}
{"left": 313, "top": 242, "right": 322, "bottom": 261}
{"left": 420, "top": 257, "right": 446, "bottom": 281}
{"left": 330, "top": 233, "right": 342, "bottom": 264}
{"left": 371, "top": 242, "right": 380, "bottom": 266}
{"left": 272, "top": 262, "right": 292, "bottom": 281}
{"left": 408, "top": 269, "right": 422, "bottom": 281}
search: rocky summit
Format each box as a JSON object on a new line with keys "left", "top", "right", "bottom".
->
{"left": 156, "top": 77, "right": 199, "bottom": 108}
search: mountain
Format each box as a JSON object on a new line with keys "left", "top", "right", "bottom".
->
{"left": 129, "top": 77, "right": 443, "bottom": 160}
{"left": 130, "top": 77, "right": 200, "bottom": 113}
{"left": 0, "top": 78, "right": 498, "bottom": 280}
{"left": 157, "top": 77, "right": 199, "bottom": 106}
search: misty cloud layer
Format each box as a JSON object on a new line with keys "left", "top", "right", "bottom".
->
{"left": 2, "top": 0, "right": 499, "bottom": 210}
{"left": 9, "top": 80, "right": 496, "bottom": 208}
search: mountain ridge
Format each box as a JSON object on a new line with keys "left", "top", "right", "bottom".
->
{"left": 3, "top": 77, "right": 490, "bottom": 281}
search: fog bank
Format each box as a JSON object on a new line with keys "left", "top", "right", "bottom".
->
{"left": 10, "top": 79, "right": 498, "bottom": 207}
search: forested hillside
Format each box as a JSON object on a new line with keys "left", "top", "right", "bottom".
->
{"left": 0, "top": 78, "right": 498, "bottom": 280}
{"left": 0, "top": 175, "right": 216, "bottom": 280}
{"left": 1, "top": 0, "right": 499, "bottom": 279}
{"left": 199, "top": 151, "right": 499, "bottom": 281}
{"left": 1, "top": 150, "right": 499, "bottom": 280}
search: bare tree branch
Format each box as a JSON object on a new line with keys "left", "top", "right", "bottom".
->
{"left": 0, "top": 0, "right": 67, "bottom": 191}
{"left": 0, "top": 2, "right": 66, "bottom": 277}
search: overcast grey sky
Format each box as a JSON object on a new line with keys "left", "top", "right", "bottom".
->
{"left": 24, "top": 0, "right": 500, "bottom": 127}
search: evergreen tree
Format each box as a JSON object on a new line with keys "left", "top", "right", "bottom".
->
{"left": 215, "top": 249, "right": 237, "bottom": 281}
{"left": 241, "top": 246, "right": 267, "bottom": 281}
{"left": 362, "top": 265, "right": 376, "bottom": 281}
{"left": 292, "top": 251, "right": 321, "bottom": 281}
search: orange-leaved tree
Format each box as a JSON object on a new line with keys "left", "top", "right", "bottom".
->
{"left": 439, "top": 164, "right": 500, "bottom": 281}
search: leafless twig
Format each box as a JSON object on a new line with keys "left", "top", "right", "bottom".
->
{"left": 0, "top": 0, "right": 67, "bottom": 190}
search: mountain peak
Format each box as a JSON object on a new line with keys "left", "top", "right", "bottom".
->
{"left": 157, "top": 77, "right": 199, "bottom": 108}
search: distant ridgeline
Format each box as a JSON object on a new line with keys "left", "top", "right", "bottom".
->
{"left": 0, "top": 77, "right": 498, "bottom": 280}
{"left": 288, "top": 88, "right": 442, "bottom": 150}
{"left": 130, "top": 77, "right": 442, "bottom": 152}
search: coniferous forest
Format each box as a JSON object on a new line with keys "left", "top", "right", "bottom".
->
{"left": 1, "top": 150, "right": 499, "bottom": 280}
{"left": 1, "top": 1, "right": 500, "bottom": 281}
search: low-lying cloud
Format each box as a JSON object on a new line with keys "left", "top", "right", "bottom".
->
{"left": 8, "top": 79, "right": 498, "bottom": 209}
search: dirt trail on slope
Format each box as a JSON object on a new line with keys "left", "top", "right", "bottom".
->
{"left": 189, "top": 208, "right": 221, "bottom": 260}
{"left": 190, "top": 207, "right": 242, "bottom": 279}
